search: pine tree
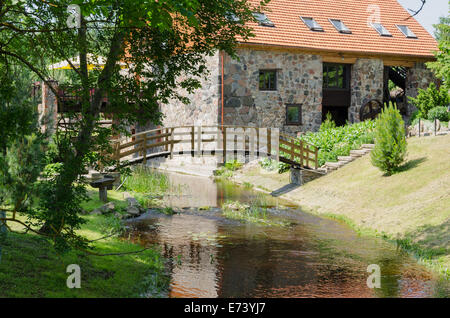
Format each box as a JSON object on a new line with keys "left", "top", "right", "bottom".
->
{"left": 371, "top": 104, "right": 407, "bottom": 175}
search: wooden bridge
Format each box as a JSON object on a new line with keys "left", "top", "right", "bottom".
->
{"left": 111, "top": 125, "right": 319, "bottom": 171}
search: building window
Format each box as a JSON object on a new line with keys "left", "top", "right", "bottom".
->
{"left": 253, "top": 12, "right": 275, "bottom": 27}
{"left": 259, "top": 70, "right": 277, "bottom": 91}
{"left": 323, "top": 63, "right": 348, "bottom": 89}
{"left": 300, "top": 17, "right": 323, "bottom": 31}
{"left": 329, "top": 19, "right": 352, "bottom": 34}
{"left": 286, "top": 104, "right": 302, "bottom": 125}
{"left": 371, "top": 23, "right": 392, "bottom": 36}
{"left": 396, "top": 25, "right": 417, "bottom": 38}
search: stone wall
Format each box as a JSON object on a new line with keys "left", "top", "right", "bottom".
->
{"left": 405, "top": 62, "right": 439, "bottom": 117}
{"left": 160, "top": 52, "right": 221, "bottom": 127}
{"left": 349, "top": 58, "right": 384, "bottom": 123}
{"left": 222, "top": 48, "right": 323, "bottom": 134}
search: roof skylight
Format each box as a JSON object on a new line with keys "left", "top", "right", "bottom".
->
{"left": 253, "top": 12, "right": 275, "bottom": 27}
{"left": 396, "top": 25, "right": 417, "bottom": 38}
{"left": 329, "top": 19, "right": 351, "bottom": 34}
{"left": 371, "top": 23, "right": 392, "bottom": 36}
{"left": 301, "top": 17, "right": 323, "bottom": 31}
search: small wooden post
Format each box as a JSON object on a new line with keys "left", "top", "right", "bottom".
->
{"left": 191, "top": 126, "right": 195, "bottom": 157}
{"left": 114, "top": 142, "right": 120, "bottom": 161}
{"left": 267, "top": 128, "right": 271, "bottom": 157}
{"left": 314, "top": 147, "right": 318, "bottom": 170}
{"left": 142, "top": 134, "right": 147, "bottom": 165}
{"left": 299, "top": 141, "right": 304, "bottom": 168}
{"left": 197, "top": 125, "right": 202, "bottom": 155}
{"left": 255, "top": 127, "right": 260, "bottom": 158}
{"left": 165, "top": 128, "right": 169, "bottom": 151}
{"left": 169, "top": 128, "right": 174, "bottom": 159}
{"left": 223, "top": 127, "right": 227, "bottom": 163}
{"left": 434, "top": 118, "right": 437, "bottom": 136}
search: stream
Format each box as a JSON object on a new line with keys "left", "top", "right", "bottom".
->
{"left": 125, "top": 172, "right": 449, "bottom": 298}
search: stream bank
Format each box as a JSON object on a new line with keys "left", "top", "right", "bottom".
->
{"left": 230, "top": 135, "right": 450, "bottom": 279}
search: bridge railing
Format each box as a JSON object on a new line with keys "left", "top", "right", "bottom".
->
{"left": 279, "top": 133, "right": 318, "bottom": 170}
{"left": 112, "top": 125, "right": 318, "bottom": 170}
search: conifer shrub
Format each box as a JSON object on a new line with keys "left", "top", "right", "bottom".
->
{"left": 371, "top": 104, "right": 407, "bottom": 175}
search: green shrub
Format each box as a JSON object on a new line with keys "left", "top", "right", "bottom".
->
{"left": 427, "top": 106, "right": 449, "bottom": 122}
{"left": 408, "top": 83, "right": 449, "bottom": 118}
{"left": 319, "top": 112, "right": 336, "bottom": 131}
{"left": 371, "top": 104, "right": 407, "bottom": 175}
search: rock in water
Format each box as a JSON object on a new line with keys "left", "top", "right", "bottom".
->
{"left": 126, "top": 206, "right": 141, "bottom": 216}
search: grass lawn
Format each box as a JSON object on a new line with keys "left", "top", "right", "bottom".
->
{"left": 0, "top": 188, "right": 169, "bottom": 298}
{"left": 234, "top": 134, "right": 450, "bottom": 276}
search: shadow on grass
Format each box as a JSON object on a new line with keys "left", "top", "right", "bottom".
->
{"left": 397, "top": 157, "right": 427, "bottom": 173}
{"left": 383, "top": 157, "right": 427, "bottom": 176}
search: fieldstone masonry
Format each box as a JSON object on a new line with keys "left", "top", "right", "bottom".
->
{"left": 405, "top": 62, "right": 440, "bottom": 117}
{"left": 222, "top": 48, "right": 323, "bottom": 135}
{"left": 350, "top": 58, "right": 384, "bottom": 123}
{"left": 161, "top": 51, "right": 221, "bottom": 127}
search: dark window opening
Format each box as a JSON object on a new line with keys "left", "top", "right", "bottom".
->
{"left": 286, "top": 104, "right": 302, "bottom": 125}
{"left": 323, "top": 63, "right": 349, "bottom": 89}
{"left": 259, "top": 70, "right": 277, "bottom": 91}
{"left": 322, "top": 106, "right": 348, "bottom": 127}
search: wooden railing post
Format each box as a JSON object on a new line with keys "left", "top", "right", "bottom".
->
{"left": 299, "top": 140, "right": 304, "bottom": 168}
{"left": 267, "top": 128, "right": 271, "bottom": 157}
{"left": 223, "top": 127, "right": 227, "bottom": 163}
{"left": 169, "top": 128, "right": 174, "bottom": 159}
{"left": 114, "top": 141, "right": 120, "bottom": 161}
{"left": 191, "top": 126, "right": 195, "bottom": 157}
{"left": 164, "top": 128, "right": 169, "bottom": 151}
{"left": 142, "top": 134, "right": 147, "bottom": 165}
{"left": 314, "top": 147, "right": 318, "bottom": 170}
{"left": 197, "top": 125, "right": 202, "bottom": 155}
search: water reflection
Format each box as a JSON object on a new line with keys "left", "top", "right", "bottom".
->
{"left": 125, "top": 173, "right": 449, "bottom": 298}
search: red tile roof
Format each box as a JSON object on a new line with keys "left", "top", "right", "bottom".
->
{"left": 240, "top": 0, "right": 438, "bottom": 59}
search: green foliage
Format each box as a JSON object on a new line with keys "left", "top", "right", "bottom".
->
{"left": 0, "top": 0, "right": 266, "bottom": 252}
{"left": 428, "top": 17, "right": 450, "bottom": 88}
{"left": 215, "top": 160, "right": 243, "bottom": 177}
{"left": 427, "top": 106, "right": 450, "bottom": 122}
{"left": 408, "top": 83, "right": 449, "bottom": 118}
{"left": 371, "top": 104, "right": 407, "bottom": 175}
{"left": 319, "top": 112, "right": 336, "bottom": 131}
{"left": 299, "top": 120, "right": 376, "bottom": 166}
{"left": 259, "top": 158, "right": 289, "bottom": 174}
{"left": 121, "top": 166, "right": 170, "bottom": 195}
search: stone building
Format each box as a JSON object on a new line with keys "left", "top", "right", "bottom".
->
{"left": 161, "top": 0, "right": 439, "bottom": 135}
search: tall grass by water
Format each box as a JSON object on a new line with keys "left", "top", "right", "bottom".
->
{"left": 121, "top": 166, "right": 170, "bottom": 195}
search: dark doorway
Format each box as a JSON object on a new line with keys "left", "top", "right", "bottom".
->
{"left": 322, "top": 63, "right": 351, "bottom": 126}
{"left": 322, "top": 106, "right": 348, "bottom": 126}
